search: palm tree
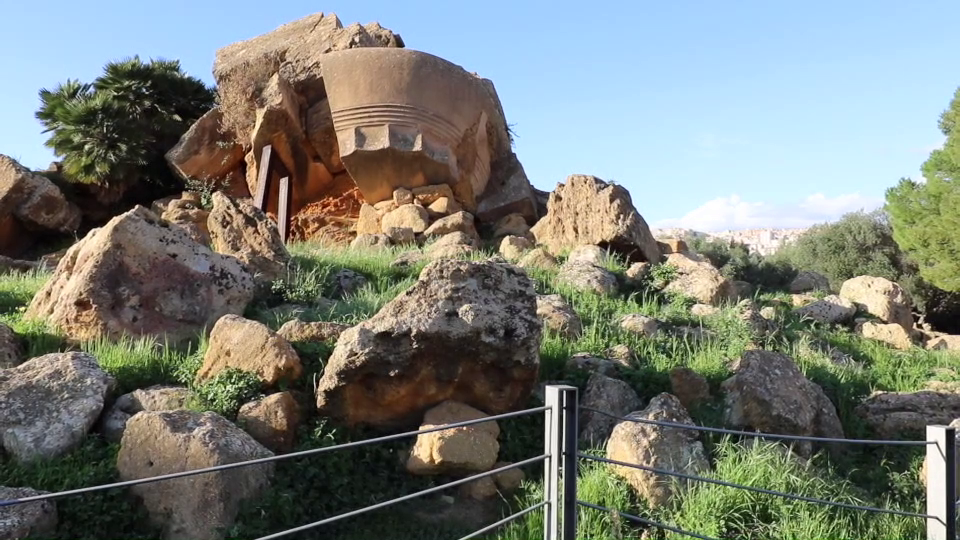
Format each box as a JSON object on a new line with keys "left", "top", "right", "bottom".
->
{"left": 35, "top": 56, "right": 215, "bottom": 193}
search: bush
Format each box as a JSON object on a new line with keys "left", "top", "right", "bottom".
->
{"left": 686, "top": 236, "right": 797, "bottom": 291}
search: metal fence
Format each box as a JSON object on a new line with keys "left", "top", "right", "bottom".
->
{"left": 0, "top": 385, "right": 956, "bottom": 540}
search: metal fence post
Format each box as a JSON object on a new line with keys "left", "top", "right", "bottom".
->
{"left": 926, "top": 424, "right": 956, "bottom": 540}
{"left": 544, "top": 385, "right": 578, "bottom": 540}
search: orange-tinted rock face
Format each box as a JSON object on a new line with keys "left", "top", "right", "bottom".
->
{"left": 288, "top": 185, "right": 363, "bottom": 245}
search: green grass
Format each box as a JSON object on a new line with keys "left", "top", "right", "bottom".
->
{"left": 2, "top": 240, "right": 958, "bottom": 540}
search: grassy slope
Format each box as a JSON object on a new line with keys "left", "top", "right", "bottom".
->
{"left": 2, "top": 242, "right": 958, "bottom": 539}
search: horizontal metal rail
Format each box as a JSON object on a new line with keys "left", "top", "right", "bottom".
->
{"left": 577, "top": 501, "right": 718, "bottom": 540}
{"left": 581, "top": 454, "right": 938, "bottom": 522}
{"left": 580, "top": 406, "right": 933, "bottom": 446}
{"left": 0, "top": 405, "right": 550, "bottom": 508}
{"left": 254, "top": 455, "right": 549, "bottom": 539}
{"left": 456, "top": 500, "right": 548, "bottom": 540}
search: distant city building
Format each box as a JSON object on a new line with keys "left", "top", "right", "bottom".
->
{"left": 652, "top": 227, "right": 808, "bottom": 256}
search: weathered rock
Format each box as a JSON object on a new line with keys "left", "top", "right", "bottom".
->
{"left": 165, "top": 107, "right": 246, "bottom": 193}
{"left": 605, "top": 345, "right": 636, "bottom": 367}
{"left": 760, "top": 306, "right": 778, "bottom": 320}
{"left": 663, "top": 253, "right": 736, "bottom": 306}
{"left": 738, "top": 300, "right": 776, "bottom": 338}
{"left": 516, "top": 247, "right": 559, "bottom": 270}
{"left": 721, "top": 350, "right": 844, "bottom": 457}
{"left": 426, "top": 241, "right": 478, "bottom": 261}
{"left": 557, "top": 262, "right": 618, "bottom": 296}
{"left": 393, "top": 187, "right": 414, "bottom": 206}
{"left": 858, "top": 321, "right": 914, "bottom": 350}
{"left": 927, "top": 335, "right": 960, "bottom": 351}
{"left": 407, "top": 401, "right": 500, "bottom": 475}
{"left": 412, "top": 184, "right": 455, "bottom": 206}
{"left": 536, "top": 294, "right": 583, "bottom": 340}
{"left": 794, "top": 295, "right": 856, "bottom": 324}
{"left": 566, "top": 353, "right": 618, "bottom": 376}
{"left": 315, "top": 259, "right": 542, "bottom": 427}
{"left": 625, "top": 262, "right": 651, "bottom": 285}
{"left": 492, "top": 462, "right": 525, "bottom": 493}
{"left": 276, "top": 319, "right": 349, "bottom": 343}
{"left": 839, "top": 276, "right": 914, "bottom": 331}
{"left": 580, "top": 373, "right": 643, "bottom": 447}
{"left": 0, "top": 255, "right": 39, "bottom": 274}
{"left": 855, "top": 391, "right": 960, "bottom": 438}
{"left": 0, "top": 154, "right": 81, "bottom": 235}
{"left": 351, "top": 233, "right": 392, "bottom": 250}
{"left": 0, "top": 323, "right": 21, "bottom": 369}
{"left": 207, "top": 192, "right": 290, "bottom": 283}
{"left": 732, "top": 280, "right": 755, "bottom": 301}
{"left": 669, "top": 367, "right": 711, "bottom": 410}
{"left": 530, "top": 175, "right": 660, "bottom": 263}
{"left": 459, "top": 477, "right": 499, "bottom": 500}
{"left": 25, "top": 206, "right": 255, "bottom": 344}
{"left": 391, "top": 251, "right": 427, "bottom": 268}
{"left": 492, "top": 213, "right": 530, "bottom": 239}
{"left": 0, "top": 486, "right": 58, "bottom": 539}
{"left": 791, "top": 293, "right": 817, "bottom": 307}
{"left": 423, "top": 212, "right": 479, "bottom": 243}
{"left": 195, "top": 315, "right": 302, "bottom": 386}
{"left": 426, "top": 197, "right": 462, "bottom": 218}
{"left": 385, "top": 226, "right": 416, "bottom": 246}
{"left": 619, "top": 314, "right": 659, "bottom": 338}
{"left": 428, "top": 231, "right": 478, "bottom": 250}
{"left": 0, "top": 352, "right": 113, "bottom": 462}
{"left": 476, "top": 152, "right": 540, "bottom": 224}
{"left": 607, "top": 393, "right": 710, "bottom": 506}
{"left": 237, "top": 392, "right": 302, "bottom": 453}
{"left": 381, "top": 205, "right": 430, "bottom": 233}
{"left": 161, "top": 198, "right": 212, "bottom": 246}
{"left": 356, "top": 204, "right": 382, "bottom": 235}
{"left": 690, "top": 304, "right": 720, "bottom": 317}
{"left": 330, "top": 268, "right": 369, "bottom": 298}
{"left": 656, "top": 238, "right": 688, "bottom": 255}
{"left": 790, "top": 271, "right": 831, "bottom": 294}
{"left": 100, "top": 385, "right": 195, "bottom": 443}
{"left": 567, "top": 245, "right": 606, "bottom": 266}
{"left": 117, "top": 411, "right": 274, "bottom": 540}
{"left": 498, "top": 235, "right": 533, "bottom": 261}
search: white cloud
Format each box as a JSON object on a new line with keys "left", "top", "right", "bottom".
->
{"left": 654, "top": 192, "right": 884, "bottom": 232}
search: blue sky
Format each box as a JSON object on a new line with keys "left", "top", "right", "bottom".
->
{"left": 1, "top": 0, "right": 957, "bottom": 231}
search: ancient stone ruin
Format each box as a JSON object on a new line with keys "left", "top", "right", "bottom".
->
{"left": 166, "top": 12, "right": 539, "bottom": 245}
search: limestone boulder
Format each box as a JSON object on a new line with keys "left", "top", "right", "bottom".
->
{"left": 0, "top": 154, "right": 81, "bottom": 236}
{"left": 517, "top": 247, "right": 559, "bottom": 270}
{"left": 858, "top": 321, "right": 914, "bottom": 350}
{"left": 536, "top": 294, "right": 583, "bottom": 340}
{"left": 165, "top": 107, "right": 246, "bottom": 194}
{"left": 407, "top": 401, "right": 500, "bottom": 475}
{"left": 669, "top": 367, "right": 711, "bottom": 410}
{"left": 100, "top": 385, "right": 195, "bottom": 443}
{"left": 530, "top": 175, "right": 660, "bottom": 263}
{"left": 330, "top": 268, "right": 369, "bottom": 298}
{"left": 499, "top": 235, "right": 534, "bottom": 261}
{"left": 357, "top": 204, "right": 381, "bottom": 235}
{"left": 161, "top": 198, "right": 212, "bottom": 246}
{"left": 0, "top": 255, "right": 40, "bottom": 274}
{"left": 721, "top": 350, "right": 843, "bottom": 457}
{"left": 567, "top": 245, "right": 606, "bottom": 266}
{"left": 351, "top": 233, "right": 392, "bottom": 250}
{"left": 315, "top": 259, "right": 542, "bottom": 428}
{"left": 196, "top": 315, "right": 301, "bottom": 386}
{"left": 25, "top": 206, "right": 254, "bottom": 344}
{"left": 927, "top": 335, "right": 960, "bottom": 351}
{"left": 423, "top": 211, "right": 479, "bottom": 242}
{"left": 663, "top": 252, "right": 736, "bottom": 306}
{"left": 789, "top": 271, "right": 831, "bottom": 293}
{"left": 276, "top": 319, "right": 349, "bottom": 343}
{"left": 607, "top": 393, "right": 710, "bottom": 506}
{"left": 492, "top": 213, "right": 531, "bottom": 239}
{"left": 385, "top": 226, "right": 416, "bottom": 246}
{"left": 619, "top": 314, "right": 659, "bottom": 338}
{"left": 855, "top": 391, "right": 960, "bottom": 438}
{"left": 237, "top": 392, "right": 303, "bottom": 453}
{"left": 839, "top": 276, "right": 914, "bottom": 331}
{"left": 117, "top": 410, "right": 274, "bottom": 540}
{"left": 0, "top": 322, "right": 21, "bottom": 368}
{"left": 557, "top": 261, "right": 618, "bottom": 296}
{"left": 476, "top": 152, "right": 540, "bottom": 224}
{"left": 0, "top": 352, "right": 114, "bottom": 462}
{"left": 381, "top": 205, "right": 430, "bottom": 233}
{"left": 794, "top": 295, "right": 856, "bottom": 324}
{"left": 579, "top": 373, "right": 643, "bottom": 447}
{"left": 207, "top": 192, "right": 290, "bottom": 283}
{"left": 0, "top": 486, "right": 58, "bottom": 539}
